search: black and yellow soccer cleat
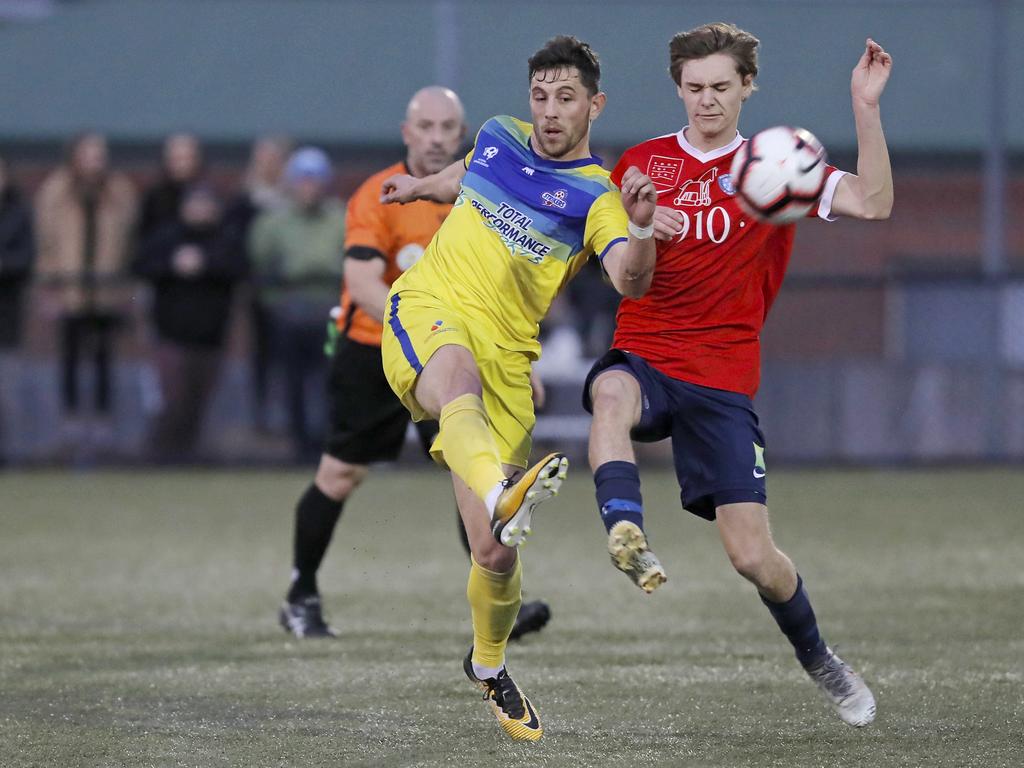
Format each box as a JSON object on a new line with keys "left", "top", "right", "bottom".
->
{"left": 607, "top": 520, "right": 667, "bottom": 593}
{"left": 492, "top": 453, "right": 568, "bottom": 547}
{"left": 463, "top": 648, "right": 543, "bottom": 741}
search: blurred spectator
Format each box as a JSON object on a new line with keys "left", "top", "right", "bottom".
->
{"left": 34, "top": 132, "right": 137, "bottom": 440}
{"left": 225, "top": 135, "right": 291, "bottom": 229}
{"left": 138, "top": 132, "right": 204, "bottom": 244}
{"left": 0, "top": 154, "right": 35, "bottom": 464}
{"left": 135, "top": 183, "right": 247, "bottom": 462}
{"left": 223, "top": 135, "right": 291, "bottom": 432}
{"left": 0, "top": 155, "right": 34, "bottom": 346}
{"left": 248, "top": 146, "right": 344, "bottom": 460}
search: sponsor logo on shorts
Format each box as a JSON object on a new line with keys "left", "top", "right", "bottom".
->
{"left": 753, "top": 442, "right": 766, "bottom": 479}
{"left": 429, "top": 319, "right": 457, "bottom": 336}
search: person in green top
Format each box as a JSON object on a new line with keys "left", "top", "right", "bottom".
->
{"left": 248, "top": 147, "right": 345, "bottom": 460}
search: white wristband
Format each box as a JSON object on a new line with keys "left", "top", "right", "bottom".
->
{"left": 627, "top": 220, "right": 654, "bottom": 240}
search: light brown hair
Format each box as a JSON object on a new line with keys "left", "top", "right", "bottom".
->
{"left": 668, "top": 22, "right": 759, "bottom": 87}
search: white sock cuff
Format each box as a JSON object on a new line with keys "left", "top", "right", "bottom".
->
{"left": 484, "top": 482, "right": 503, "bottom": 519}
{"left": 472, "top": 661, "right": 504, "bottom": 680}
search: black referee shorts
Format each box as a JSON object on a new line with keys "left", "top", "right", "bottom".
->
{"left": 324, "top": 337, "right": 438, "bottom": 465}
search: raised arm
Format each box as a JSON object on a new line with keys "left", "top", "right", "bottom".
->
{"left": 380, "top": 160, "right": 466, "bottom": 205}
{"left": 830, "top": 38, "right": 894, "bottom": 220}
{"left": 601, "top": 166, "right": 658, "bottom": 298}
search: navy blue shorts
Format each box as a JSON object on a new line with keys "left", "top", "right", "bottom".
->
{"left": 583, "top": 349, "right": 767, "bottom": 521}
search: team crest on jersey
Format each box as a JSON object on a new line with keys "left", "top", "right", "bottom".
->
{"left": 541, "top": 189, "right": 568, "bottom": 209}
{"left": 473, "top": 146, "right": 500, "bottom": 168}
{"left": 718, "top": 173, "right": 736, "bottom": 196}
{"left": 674, "top": 167, "right": 718, "bottom": 207}
{"left": 646, "top": 155, "right": 683, "bottom": 190}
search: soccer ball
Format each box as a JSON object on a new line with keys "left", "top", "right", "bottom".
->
{"left": 730, "top": 126, "right": 828, "bottom": 224}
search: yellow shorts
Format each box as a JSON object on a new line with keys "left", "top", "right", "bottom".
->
{"left": 382, "top": 288, "right": 534, "bottom": 469}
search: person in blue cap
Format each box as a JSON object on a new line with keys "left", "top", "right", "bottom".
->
{"left": 248, "top": 146, "right": 346, "bottom": 460}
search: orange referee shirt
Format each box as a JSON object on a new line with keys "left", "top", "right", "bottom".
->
{"left": 338, "top": 162, "right": 452, "bottom": 347}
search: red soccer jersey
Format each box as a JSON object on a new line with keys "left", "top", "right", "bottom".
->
{"left": 610, "top": 129, "right": 844, "bottom": 397}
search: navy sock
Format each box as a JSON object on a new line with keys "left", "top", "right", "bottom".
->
{"left": 594, "top": 460, "right": 643, "bottom": 533}
{"left": 288, "top": 483, "right": 345, "bottom": 601}
{"left": 761, "top": 574, "right": 828, "bottom": 668}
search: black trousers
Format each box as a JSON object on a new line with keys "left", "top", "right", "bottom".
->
{"left": 60, "top": 312, "right": 123, "bottom": 415}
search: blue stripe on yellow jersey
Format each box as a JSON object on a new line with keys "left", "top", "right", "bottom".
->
{"left": 392, "top": 115, "right": 629, "bottom": 359}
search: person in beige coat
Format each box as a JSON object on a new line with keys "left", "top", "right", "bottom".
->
{"left": 34, "top": 132, "right": 138, "bottom": 435}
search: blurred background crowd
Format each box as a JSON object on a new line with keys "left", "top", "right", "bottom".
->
{"left": 0, "top": 130, "right": 624, "bottom": 466}
{"left": 0, "top": 0, "right": 1022, "bottom": 467}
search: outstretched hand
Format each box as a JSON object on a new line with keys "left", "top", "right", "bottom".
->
{"left": 620, "top": 166, "right": 657, "bottom": 229}
{"left": 380, "top": 174, "right": 418, "bottom": 205}
{"left": 851, "top": 38, "right": 892, "bottom": 107}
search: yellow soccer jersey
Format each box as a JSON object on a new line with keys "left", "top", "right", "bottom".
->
{"left": 390, "top": 115, "right": 628, "bottom": 359}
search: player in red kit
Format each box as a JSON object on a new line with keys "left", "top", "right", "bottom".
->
{"left": 583, "top": 23, "right": 893, "bottom": 727}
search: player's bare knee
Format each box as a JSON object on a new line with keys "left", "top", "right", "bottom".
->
{"left": 591, "top": 372, "right": 641, "bottom": 426}
{"left": 315, "top": 458, "right": 368, "bottom": 500}
{"left": 726, "top": 544, "right": 771, "bottom": 585}
{"left": 472, "top": 538, "right": 516, "bottom": 572}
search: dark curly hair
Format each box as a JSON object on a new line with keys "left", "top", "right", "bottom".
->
{"left": 528, "top": 35, "right": 601, "bottom": 95}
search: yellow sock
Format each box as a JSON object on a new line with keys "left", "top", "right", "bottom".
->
{"left": 467, "top": 555, "right": 522, "bottom": 669}
{"left": 438, "top": 394, "right": 506, "bottom": 501}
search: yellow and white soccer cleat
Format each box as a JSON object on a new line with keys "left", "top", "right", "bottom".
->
{"left": 491, "top": 453, "right": 568, "bottom": 547}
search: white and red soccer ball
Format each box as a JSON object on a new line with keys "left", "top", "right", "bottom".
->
{"left": 730, "top": 126, "right": 828, "bottom": 224}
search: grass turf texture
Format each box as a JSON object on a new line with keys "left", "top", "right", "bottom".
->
{"left": 1, "top": 468, "right": 1022, "bottom": 767}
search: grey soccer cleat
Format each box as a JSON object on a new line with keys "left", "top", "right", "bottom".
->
{"left": 805, "top": 647, "right": 876, "bottom": 727}
{"left": 607, "top": 520, "right": 667, "bottom": 593}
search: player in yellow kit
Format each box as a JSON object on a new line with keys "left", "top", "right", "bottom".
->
{"left": 276, "top": 86, "right": 552, "bottom": 644}
{"left": 380, "top": 36, "right": 658, "bottom": 741}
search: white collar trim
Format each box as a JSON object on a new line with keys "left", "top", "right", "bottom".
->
{"left": 675, "top": 127, "right": 744, "bottom": 163}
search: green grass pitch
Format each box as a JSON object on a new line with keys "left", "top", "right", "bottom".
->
{"left": 1, "top": 467, "right": 1022, "bottom": 767}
